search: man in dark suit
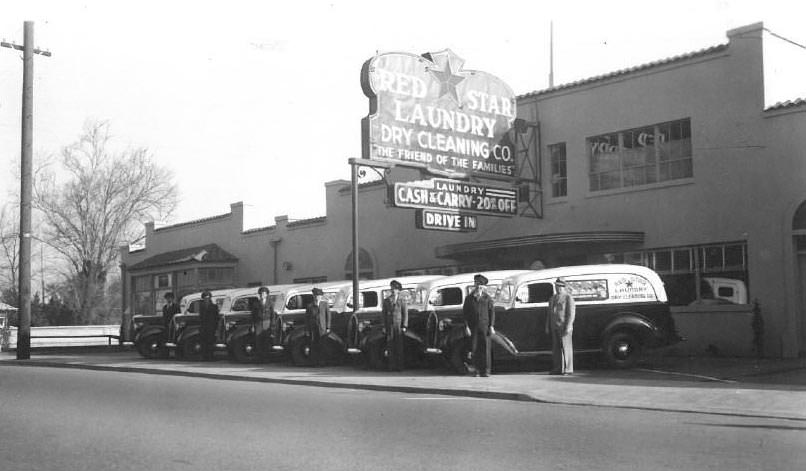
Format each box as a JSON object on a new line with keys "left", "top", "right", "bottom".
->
{"left": 252, "top": 286, "right": 277, "bottom": 360}
{"left": 463, "top": 274, "right": 495, "bottom": 377}
{"left": 161, "top": 292, "right": 181, "bottom": 346}
{"left": 199, "top": 291, "right": 219, "bottom": 361}
{"left": 305, "top": 287, "right": 331, "bottom": 365}
{"left": 382, "top": 280, "right": 408, "bottom": 371}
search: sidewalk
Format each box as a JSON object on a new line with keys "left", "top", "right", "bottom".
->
{"left": 2, "top": 349, "right": 805, "bottom": 421}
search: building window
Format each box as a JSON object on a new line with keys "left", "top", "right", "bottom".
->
{"left": 293, "top": 276, "right": 328, "bottom": 284}
{"left": 589, "top": 118, "right": 692, "bottom": 191}
{"left": 154, "top": 274, "right": 171, "bottom": 289}
{"left": 548, "top": 142, "right": 567, "bottom": 197}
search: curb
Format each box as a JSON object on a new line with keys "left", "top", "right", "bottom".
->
{"left": 4, "top": 359, "right": 805, "bottom": 422}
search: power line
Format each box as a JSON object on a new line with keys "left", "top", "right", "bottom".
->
{"left": 764, "top": 28, "right": 806, "bottom": 51}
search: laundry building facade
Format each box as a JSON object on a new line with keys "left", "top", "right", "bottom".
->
{"left": 120, "top": 23, "right": 806, "bottom": 358}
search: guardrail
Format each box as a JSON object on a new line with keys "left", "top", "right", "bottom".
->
{"left": 2, "top": 325, "right": 122, "bottom": 350}
{"left": 28, "top": 334, "right": 121, "bottom": 346}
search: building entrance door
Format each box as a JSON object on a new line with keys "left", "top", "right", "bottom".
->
{"left": 799, "top": 252, "right": 806, "bottom": 356}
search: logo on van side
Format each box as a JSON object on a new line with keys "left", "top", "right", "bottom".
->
{"left": 611, "top": 276, "right": 655, "bottom": 301}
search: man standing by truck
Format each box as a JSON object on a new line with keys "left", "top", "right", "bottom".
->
{"left": 161, "top": 292, "right": 181, "bottom": 349}
{"left": 199, "top": 291, "right": 219, "bottom": 361}
{"left": 463, "top": 274, "right": 495, "bottom": 377}
{"left": 382, "top": 280, "right": 408, "bottom": 371}
{"left": 546, "top": 278, "right": 576, "bottom": 375}
{"left": 305, "top": 287, "right": 331, "bottom": 365}
{"left": 252, "top": 286, "right": 277, "bottom": 360}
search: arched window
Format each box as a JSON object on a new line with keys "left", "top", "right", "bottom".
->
{"left": 793, "top": 201, "right": 806, "bottom": 230}
{"left": 344, "top": 248, "right": 374, "bottom": 280}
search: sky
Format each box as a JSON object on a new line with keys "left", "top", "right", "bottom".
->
{"left": 1, "top": 0, "right": 805, "bottom": 232}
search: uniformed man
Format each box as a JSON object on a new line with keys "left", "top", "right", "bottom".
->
{"left": 382, "top": 280, "right": 408, "bottom": 371}
{"left": 198, "top": 291, "right": 219, "bottom": 361}
{"left": 463, "top": 274, "right": 495, "bottom": 377}
{"left": 546, "top": 278, "right": 576, "bottom": 375}
{"left": 161, "top": 292, "right": 181, "bottom": 346}
{"left": 251, "top": 286, "right": 277, "bottom": 360}
{"left": 305, "top": 287, "right": 331, "bottom": 365}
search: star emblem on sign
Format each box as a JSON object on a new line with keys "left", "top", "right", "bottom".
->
{"left": 424, "top": 49, "right": 466, "bottom": 104}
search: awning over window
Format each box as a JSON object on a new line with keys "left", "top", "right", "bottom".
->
{"left": 435, "top": 231, "right": 645, "bottom": 258}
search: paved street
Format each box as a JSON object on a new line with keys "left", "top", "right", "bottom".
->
{"left": 1, "top": 364, "right": 805, "bottom": 471}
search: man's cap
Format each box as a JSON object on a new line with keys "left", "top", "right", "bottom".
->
{"left": 164, "top": 292, "right": 174, "bottom": 299}
{"left": 473, "top": 274, "right": 488, "bottom": 285}
{"left": 312, "top": 287, "right": 324, "bottom": 296}
{"left": 389, "top": 280, "right": 403, "bottom": 290}
{"left": 201, "top": 290, "right": 212, "bottom": 299}
{"left": 258, "top": 286, "right": 270, "bottom": 295}
{"left": 554, "top": 278, "right": 567, "bottom": 287}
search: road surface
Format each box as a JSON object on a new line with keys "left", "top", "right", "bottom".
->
{"left": 1, "top": 365, "right": 804, "bottom": 470}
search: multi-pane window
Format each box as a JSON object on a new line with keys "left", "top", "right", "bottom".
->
{"left": 548, "top": 142, "right": 567, "bottom": 197}
{"left": 198, "top": 267, "right": 233, "bottom": 284}
{"left": 604, "top": 242, "right": 747, "bottom": 306}
{"left": 589, "top": 118, "right": 692, "bottom": 191}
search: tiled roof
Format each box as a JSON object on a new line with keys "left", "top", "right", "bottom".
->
{"left": 154, "top": 212, "right": 231, "bottom": 232}
{"left": 287, "top": 216, "right": 327, "bottom": 228}
{"left": 242, "top": 225, "right": 276, "bottom": 235}
{"left": 128, "top": 243, "right": 238, "bottom": 271}
{"left": 519, "top": 44, "right": 729, "bottom": 99}
{"left": 765, "top": 98, "right": 806, "bottom": 112}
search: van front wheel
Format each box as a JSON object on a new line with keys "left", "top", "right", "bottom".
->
{"left": 603, "top": 331, "right": 641, "bottom": 368}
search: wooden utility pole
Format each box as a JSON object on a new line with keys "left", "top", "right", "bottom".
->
{"left": 2, "top": 21, "right": 51, "bottom": 359}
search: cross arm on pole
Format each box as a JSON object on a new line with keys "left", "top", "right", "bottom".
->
{"left": 1, "top": 40, "right": 51, "bottom": 57}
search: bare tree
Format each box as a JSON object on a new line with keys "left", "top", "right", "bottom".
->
{"left": 34, "top": 120, "right": 178, "bottom": 323}
{"left": 0, "top": 204, "right": 20, "bottom": 304}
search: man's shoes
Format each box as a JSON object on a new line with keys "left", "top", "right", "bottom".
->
{"left": 480, "top": 372, "right": 490, "bottom": 377}
{"left": 561, "top": 372, "right": 573, "bottom": 376}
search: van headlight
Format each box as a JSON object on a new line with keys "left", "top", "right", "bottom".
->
{"left": 438, "top": 318, "right": 452, "bottom": 331}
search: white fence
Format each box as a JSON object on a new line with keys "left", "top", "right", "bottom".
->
{"left": 2, "top": 325, "right": 121, "bottom": 350}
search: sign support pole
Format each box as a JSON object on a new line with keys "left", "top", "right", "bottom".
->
{"left": 350, "top": 160, "right": 359, "bottom": 314}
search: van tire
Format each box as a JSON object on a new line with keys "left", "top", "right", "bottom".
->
{"left": 449, "top": 337, "right": 472, "bottom": 375}
{"left": 290, "top": 337, "right": 314, "bottom": 366}
{"left": 230, "top": 335, "right": 258, "bottom": 363}
{"left": 367, "top": 339, "right": 387, "bottom": 370}
{"left": 181, "top": 337, "right": 203, "bottom": 361}
{"left": 603, "top": 331, "right": 641, "bottom": 368}
{"left": 136, "top": 333, "right": 164, "bottom": 359}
